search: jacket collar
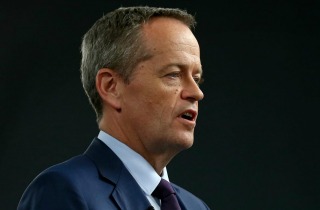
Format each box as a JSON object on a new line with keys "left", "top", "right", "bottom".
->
{"left": 84, "top": 138, "right": 153, "bottom": 210}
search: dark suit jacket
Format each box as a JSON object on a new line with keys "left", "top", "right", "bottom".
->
{"left": 17, "top": 138, "right": 211, "bottom": 210}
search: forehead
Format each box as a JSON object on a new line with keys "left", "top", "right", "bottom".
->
{"left": 143, "top": 17, "right": 199, "bottom": 51}
{"left": 140, "top": 17, "right": 202, "bottom": 73}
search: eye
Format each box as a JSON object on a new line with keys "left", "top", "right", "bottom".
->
{"left": 193, "top": 76, "right": 204, "bottom": 85}
{"left": 166, "top": 72, "right": 181, "bottom": 79}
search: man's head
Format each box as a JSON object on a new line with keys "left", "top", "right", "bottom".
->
{"left": 80, "top": 6, "right": 204, "bottom": 172}
{"left": 81, "top": 6, "right": 196, "bottom": 122}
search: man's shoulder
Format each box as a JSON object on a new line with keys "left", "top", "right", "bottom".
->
{"left": 38, "top": 138, "right": 106, "bottom": 179}
{"left": 28, "top": 154, "right": 95, "bottom": 187}
{"left": 41, "top": 154, "right": 90, "bottom": 174}
{"left": 172, "top": 183, "right": 211, "bottom": 210}
{"left": 17, "top": 154, "right": 118, "bottom": 210}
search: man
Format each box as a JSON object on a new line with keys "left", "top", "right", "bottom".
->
{"left": 17, "top": 6, "right": 210, "bottom": 210}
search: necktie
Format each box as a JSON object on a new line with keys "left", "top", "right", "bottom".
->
{"left": 152, "top": 179, "right": 181, "bottom": 210}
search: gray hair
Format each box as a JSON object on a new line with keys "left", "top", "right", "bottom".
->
{"left": 80, "top": 6, "right": 196, "bottom": 122}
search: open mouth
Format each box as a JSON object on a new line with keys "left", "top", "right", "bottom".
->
{"left": 180, "top": 110, "right": 196, "bottom": 121}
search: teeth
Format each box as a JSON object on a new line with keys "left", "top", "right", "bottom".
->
{"left": 184, "top": 112, "right": 192, "bottom": 118}
{"left": 182, "top": 112, "right": 193, "bottom": 120}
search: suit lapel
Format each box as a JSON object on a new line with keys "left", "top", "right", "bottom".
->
{"left": 174, "top": 187, "right": 187, "bottom": 210}
{"left": 111, "top": 166, "right": 152, "bottom": 210}
{"left": 84, "top": 138, "right": 152, "bottom": 210}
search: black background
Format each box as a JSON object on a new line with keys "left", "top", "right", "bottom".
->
{"left": 1, "top": 1, "right": 319, "bottom": 210}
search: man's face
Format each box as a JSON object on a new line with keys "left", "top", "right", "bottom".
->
{"left": 119, "top": 17, "right": 204, "bottom": 158}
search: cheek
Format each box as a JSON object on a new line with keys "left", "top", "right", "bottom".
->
{"left": 151, "top": 88, "right": 178, "bottom": 105}
{"left": 130, "top": 82, "right": 181, "bottom": 117}
{"left": 155, "top": 89, "right": 180, "bottom": 118}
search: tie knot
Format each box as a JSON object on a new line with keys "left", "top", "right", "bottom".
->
{"left": 152, "top": 179, "right": 175, "bottom": 199}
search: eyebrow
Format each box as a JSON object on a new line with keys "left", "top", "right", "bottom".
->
{"left": 159, "top": 62, "right": 203, "bottom": 76}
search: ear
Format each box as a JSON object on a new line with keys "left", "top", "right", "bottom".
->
{"left": 96, "top": 68, "right": 122, "bottom": 111}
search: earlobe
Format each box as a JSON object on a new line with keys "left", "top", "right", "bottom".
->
{"left": 96, "top": 68, "right": 122, "bottom": 111}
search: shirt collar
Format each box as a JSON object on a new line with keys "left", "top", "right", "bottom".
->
{"left": 98, "top": 130, "right": 169, "bottom": 195}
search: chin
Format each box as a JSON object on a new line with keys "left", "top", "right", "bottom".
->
{"left": 174, "top": 134, "right": 194, "bottom": 150}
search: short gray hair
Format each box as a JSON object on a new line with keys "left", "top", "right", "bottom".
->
{"left": 80, "top": 6, "right": 196, "bottom": 122}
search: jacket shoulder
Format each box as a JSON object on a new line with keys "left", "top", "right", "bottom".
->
{"left": 17, "top": 155, "right": 116, "bottom": 210}
{"left": 172, "top": 183, "right": 211, "bottom": 210}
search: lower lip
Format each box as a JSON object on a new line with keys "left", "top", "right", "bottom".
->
{"left": 177, "top": 117, "right": 196, "bottom": 128}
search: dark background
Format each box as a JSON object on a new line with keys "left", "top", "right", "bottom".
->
{"left": 1, "top": 1, "right": 319, "bottom": 210}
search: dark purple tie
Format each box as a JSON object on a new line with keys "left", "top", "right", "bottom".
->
{"left": 152, "top": 179, "right": 181, "bottom": 210}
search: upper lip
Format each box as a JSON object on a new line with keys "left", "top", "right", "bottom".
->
{"left": 178, "top": 109, "right": 198, "bottom": 121}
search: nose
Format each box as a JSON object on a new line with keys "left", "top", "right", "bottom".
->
{"left": 181, "top": 77, "right": 204, "bottom": 102}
